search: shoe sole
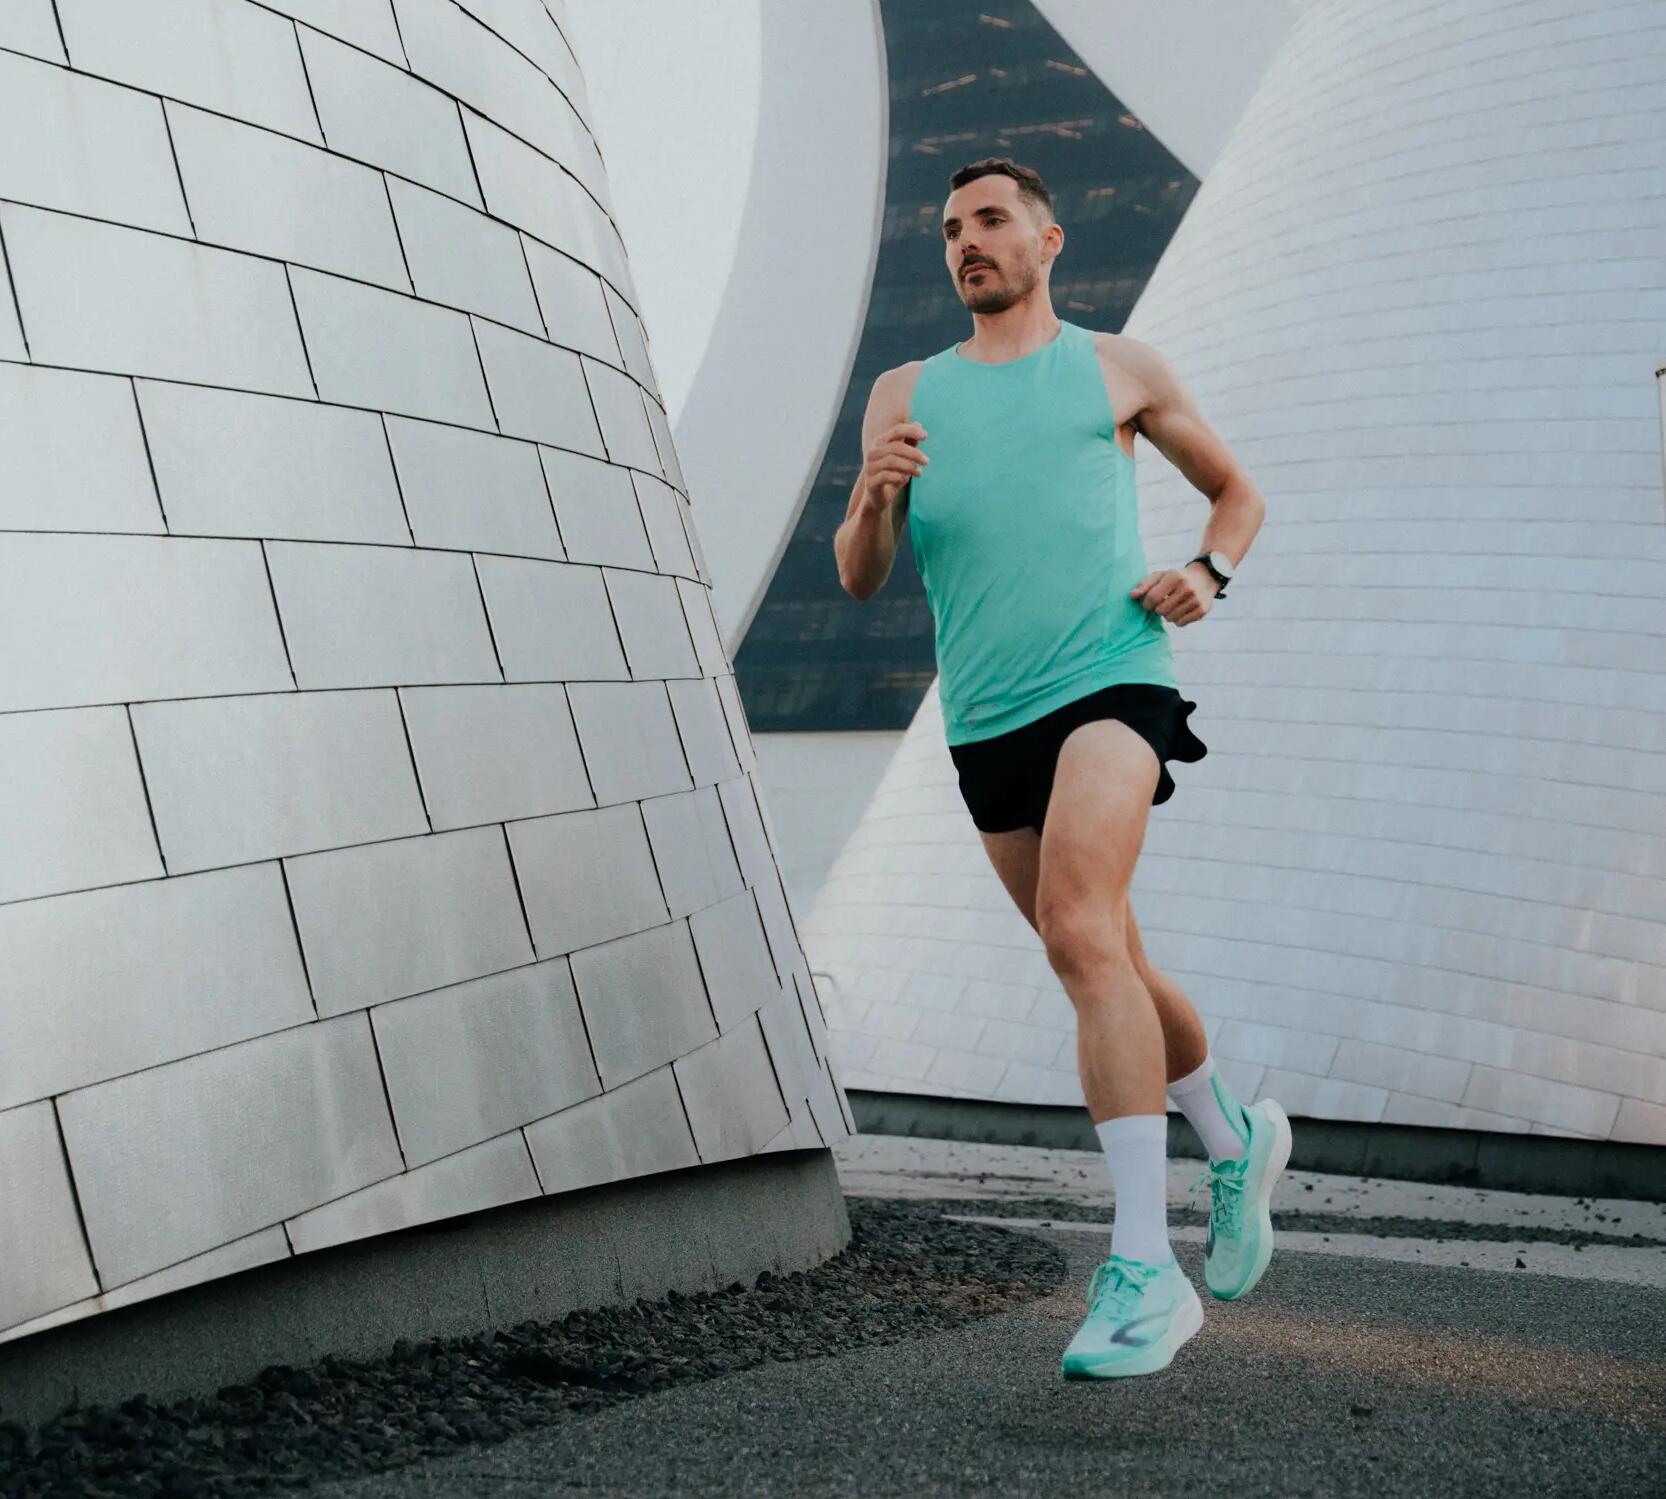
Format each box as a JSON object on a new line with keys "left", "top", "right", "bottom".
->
{"left": 1059, "top": 1291, "right": 1205, "bottom": 1379}
{"left": 1211, "top": 1098, "right": 1292, "bottom": 1303}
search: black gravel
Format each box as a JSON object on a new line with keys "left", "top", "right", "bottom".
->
{"left": 900, "top": 1193, "right": 1666, "bottom": 1249}
{"left": 0, "top": 1199, "right": 1064, "bottom": 1499}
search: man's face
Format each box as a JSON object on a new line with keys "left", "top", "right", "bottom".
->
{"left": 941, "top": 176, "right": 1052, "bottom": 312}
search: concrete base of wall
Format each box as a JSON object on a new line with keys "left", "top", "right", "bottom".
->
{"left": 0, "top": 1147, "right": 849, "bottom": 1430}
{"left": 848, "top": 1090, "right": 1666, "bottom": 1203}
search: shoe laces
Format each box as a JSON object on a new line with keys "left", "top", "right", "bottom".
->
{"left": 1087, "top": 1256, "right": 1160, "bottom": 1316}
{"left": 1191, "top": 1154, "right": 1248, "bottom": 1238}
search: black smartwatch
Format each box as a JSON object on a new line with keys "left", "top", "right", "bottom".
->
{"left": 1188, "top": 551, "right": 1232, "bottom": 597}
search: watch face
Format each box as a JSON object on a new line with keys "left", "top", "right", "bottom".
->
{"left": 1208, "top": 551, "right": 1232, "bottom": 578}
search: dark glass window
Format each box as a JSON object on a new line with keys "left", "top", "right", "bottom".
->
{"left": 734, "top": 0, "right": 1199, "bottom": 733}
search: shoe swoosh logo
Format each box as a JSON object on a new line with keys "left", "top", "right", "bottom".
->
{"left": 1110, "top": 1310, "right": 1170, "bottom": 1348}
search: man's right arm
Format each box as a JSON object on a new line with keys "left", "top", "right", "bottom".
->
{"left": 835, "top": 365, "right": 925, "bottom": 600}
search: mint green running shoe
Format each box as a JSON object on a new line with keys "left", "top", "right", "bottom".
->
{"left": 1059, "top": 1253, "right": 1204, "bottom": 1380}
{"left": 1194, "top": 1096, "right": 1292, "bottom": 1301}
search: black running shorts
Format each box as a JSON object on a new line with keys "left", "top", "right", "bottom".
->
{"left": 946, "top": 682, "right": 1207, "bottom": 835}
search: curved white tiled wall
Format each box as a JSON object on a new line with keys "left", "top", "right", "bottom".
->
{"left": 0, "top": 0, "right": 849, "bottom": 1345}
{"left": 808, "top": 0, "right": 1666, "bottom": 1147}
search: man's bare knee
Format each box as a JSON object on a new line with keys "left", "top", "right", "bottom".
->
{"left": 1039, "top": 895, "right": 1133, "bottom": 983}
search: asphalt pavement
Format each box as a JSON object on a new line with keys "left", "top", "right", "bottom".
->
{"left": 303, "top": 1134, "right": 1666, "bottom": 1499}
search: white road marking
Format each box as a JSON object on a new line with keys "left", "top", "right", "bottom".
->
{"left": 939, "top": 1214, "right": 1666, "bottom": 1289}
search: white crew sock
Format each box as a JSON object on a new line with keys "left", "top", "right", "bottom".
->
{"left": 1094, "top": 1113, "right": 1172, "bottom": 1265}
{"left": 1168, "top": 1052, "right": 1251, "bottom": 1163}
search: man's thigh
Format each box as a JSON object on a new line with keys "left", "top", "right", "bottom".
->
{"left": 976, "top": 825, "right": 1042, "bottom": 931}
{"left": 1036, "top": 718, "right": 1160, "bottom": 933}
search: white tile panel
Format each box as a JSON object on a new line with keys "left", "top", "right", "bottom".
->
{"left": 911, "top": 1008, "right": 986, "bottom": 1054}
{"left": 453, "top": 0, "right": 580, "bottom": 104}
{"left": 297, "top": 26, "right": 481, "bottom": 206}
{"left": 285, "top": 825, "right": 534, "bottom": 1015}
{"left": 1328, "top": 1039, "right": 1472, "bottom": 1105}
{"left": 634, "top": 474, "right": 695, "bottom": 578}
{"left": 1, "top": 1229, "right": 289, "bottom": 1339}
{"left": 57, "top": 1013, "right": 402, "bottom": 1285}
{"left": 523, "top": 1064, "right": 699, "bottom": 1194}
{"left": 566, "top": 680, "right": 693, "bottom": 804}
{"left": 640, "top": 786, "right": 740, "bottom": 920}
{"left": 716, "top": 774, "right": 775, "bottom": 890}
{"left": 473, "top": 318, "right": 603, "bottom": 454}
{"left": 1613, "top": 1097, "right": 1666, "bottom": 1145}
{"left": 0, "top": 204, "right": 313, "bottom": 396}
{"left": 0, "top": 365, "right": 163, "bottom": 534}
{"left": 167, "top": 103, "right": 409, "bottom": 290}
{"left": 401, "top": 683, "right": 593, "bottom": 830}
{"left": 0, "top": 862, "right": 312, "bottom": 1109}
{"left": 972, "top": 1019, "right": 1059, "bottom": 1069}
{"left": 642, "top": 394, "right": 685, "bottom": 492}
{"left": 568, "top": 919, "right": 718, "bottom": 1088}
{"left": 1256, "top": 1069, "right": 1388, "bottom": 1124}
{"left": 1215, "top": 1019, "right": 1340, "bottom": 1078}
{"left": 100, "top": 1227, "right": 291, "bottom": 1304}
{"left": 667, "top": 677, "right": 742, "bottom": 786}
{"left": 688, "top": 890, "right": 780, "bottom": 1032}
{"left": 131, "top": 689, "right": 427, "bottom": 873}
{"left": 0, "top": 0, "right": 66, "bottom": 62}
{"left": 602, "top": 283, "right": 656, "bottom": 395}
{"left": 0, "top": 533, "right": 291, "bottom": 713}
{"left": 541, "top": 447, "right": 654, "bottom": 569}
{"left": 0, "top": 248, "right": 23, "bottom": 361}
{"left": 386, "top": 177, "right": 543, "bottom": 335}
{"left": 56, "top": 0, "right": 322, "bottom": 143}
{"left": 1461, "top": 1065, "right": 1622, "bottom": 1138}
{"left": 461, "top": 109, "right": 605, "bottom": 268}
{"left": 674, "top": 1016, "right": 789, "bottom": 1163}
{"left": 675, "top": 491, "right": 712, "bottom": 585}
{"left": 288, "top": 268, "right": 496, "bottom": 428}
{"left": 603, "top": 568, "right": 699, "bottom": 680}
{"left": 522, "top": 238, "right": 618, "bottom": 362}
{"left": 678, "top": 578, "right": 730, "bottom": 678}
{"left": 755, "top": 992, "right": 814, "bottom": 1112}
{"left": 268, "top": 0, "right": 404, "bottom": 63}
{"left": 808, "top": 1053, "right": 854, "bottom": 1141}
{"left": 0, "top": 706, "right": 162, "bottom": 904}
{"left": 385, "top": 418, "right": 561, "bottom": 558}
{"left": 0, "top": 52, "right": 190, "bottom": 234}
{"left": 286, "top": 1131, "right": 539, "bottom": 1253}
{"left": 0, "top": 1102, "right": 99, "bottom": 1333}
{"left": 137, "top": 382, "right": 410, "bottom": 544}
{"left": 750, "top": 871, "right": 801, "bottom": 985}
{"left": 989, "top": 1060, "right": 1079, "bottom": 1107}
{"left": 372, "top": 958, "right": 600, "bottom": 1166}
{"left": 265, "top": 541, "right": 500, "bottom": 690}
{"left": 926, "top": 1047, "right": 1009, "bottom": 1095}
{"left": 508, "top": 802, "right": 667, "bottom": 956}
{"left": 1380, "top": 1095, "right": 1529, "bottom": 1134}
{"left": 584, "top": 360, "right": 659, "bottom": 472}
{"left": 473, "top": 553, "right": 627, "bottom": 681}
{"left": 392, "top": 0, "right": 587, "bottom": 175}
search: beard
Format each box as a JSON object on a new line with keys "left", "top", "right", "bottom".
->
{"left": 960, "top": 255, "right": 1038, "bottom": 312}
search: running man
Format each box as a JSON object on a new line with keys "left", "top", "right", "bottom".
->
{"left": 834, "top": 158, "right": 1292, "bottom": 1379}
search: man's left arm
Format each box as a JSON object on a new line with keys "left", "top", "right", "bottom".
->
{"left": 1119, "top": 337, "right": 1266, "bottom": 626}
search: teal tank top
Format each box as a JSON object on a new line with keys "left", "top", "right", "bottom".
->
{"left": 905, "top": 319, "right": 1176, "bottom": 745}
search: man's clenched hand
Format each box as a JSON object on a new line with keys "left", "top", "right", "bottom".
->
{"left": 1130, "top": 563, "right": 1217, "bottom": 626}
{"left": 860, "top": 421, "right": 928, "bottom": 514}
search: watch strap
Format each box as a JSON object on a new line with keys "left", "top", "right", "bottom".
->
{"left": 1190, "top": 552, "right": 1228, "bottom": 597}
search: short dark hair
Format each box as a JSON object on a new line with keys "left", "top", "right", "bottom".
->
{"left": 948, "top": 157, "right": 1055, "bottom": 224}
